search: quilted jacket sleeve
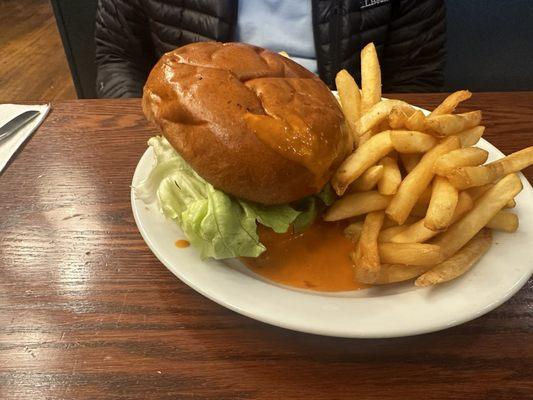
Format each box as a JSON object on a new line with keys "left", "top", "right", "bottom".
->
{"left": 95, "top": 0, "right": 155, "bottom": 98}
{"left": 381, "top": 0, "right": 446, "bottom": 92}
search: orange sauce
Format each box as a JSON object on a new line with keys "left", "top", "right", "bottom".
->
{"left": 241, "top": 221, "right": 368, "bottom": 292}
{"left": 175, "top": 239, "right": 190, "bottom": 248}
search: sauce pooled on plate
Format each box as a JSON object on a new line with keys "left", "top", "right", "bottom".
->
{"left": 242, "top": 221, "right": 368, "bottom": 292}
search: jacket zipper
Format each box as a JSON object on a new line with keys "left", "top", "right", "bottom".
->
{"left": 329, "top": 0, "right": 344, "bottom": 79}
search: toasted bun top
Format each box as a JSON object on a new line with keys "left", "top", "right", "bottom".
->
{"left": 142, "top": 42, "right": 348, "bottom": 204}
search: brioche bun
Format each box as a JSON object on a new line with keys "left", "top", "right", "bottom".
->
{"left": 143, "top": 42, "right": 348, "bottom": 205}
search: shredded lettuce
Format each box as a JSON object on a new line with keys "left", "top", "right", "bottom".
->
{"left": 134, "top": 136, "right": 333, "bottom": 259}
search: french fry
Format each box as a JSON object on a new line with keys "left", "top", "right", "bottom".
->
{"left": 375, "top": 264, "right": 432, "bottom": 284}
{"left": 424, "top": 177, "right": 459, "bottom": 231}
{"left": 390, "top": 130, "right": 437, "bottom": 153}
{"left": 415, "top": 229, "right": 492, "bottom": 287}
{"left": 324, "top": 191, "right": 391, "bottom": 221}
{"left": 358, "top": 131, "right": 372, "bottom": 145}
{"left": 434, "top": 173, "right": 522, "bottom": 258}
{"left": 379, "top": 243, "right": 443, "bottom": 266}
{"left": 467, "top": 183, "right": 493, "bottom": 201}
{"left": 386, "top": 136, "right": 461, "bottom": 224}
{"left": 352, "top": 211, "right": 385, "bottom": 283}
{"left": 455, "top": 126, "right": 485, "bottom": 147}
{"left": 417, "top": 185, "right": 433, "bottom": 205}
{"left": 355, "top": 100, "right": 413, "bottom": 136}
{"left": 323, "top": 46, "right": 529, "bottom": 288}
{"left": 381, "top": 215, "right": 418, "bottom": 229}
{"left": 425, "top": 111, "right": 482, "bottom": 137}
{"left": 486, "top": 211, "right": 519, "bottom": 232}
{"left": 344, "top": 221, "right": 364, "bottom": 243}
{"left": 349, "top": 165, "right": 384, "bottom": 192}
{"left": 278, "top": 51, "right": 290, "bottom": 58}
{"left": 378, "top": 225, "right": 408, "bottom": 242}
{"left": 388, "top": 106, "right": 413, "bottom": 129}
{"left": 332, "top": 131, "right": 393, "bottom": 195}
{"left": 400, "top": 153, "right": 422, "bottom": 173}
{"left": 382, "top": 217, "right": 397, "bottom": 229}
{"left": 466, "top": 183, "right": 514, "bottom": 208}
{"left": 433, "top": 147, "right": 489, "bottom": 176}
{"left": 390, "top": 191, "right": 473, "bottom": 243}
{"left": 378, "top": 156, "right": 401, "bottom": 195}
{"left": 446, "top": 147, "right": 533, "bottom": 189}
{"left": 430, "top": 90, "right": 472, "bottom": 116}
{"left": 405, "top": 110, "right": 426, "bottom": 131}
{"left": 410, "top": 184, "right": 436, "bottom": 217}
{"left": 361, "top": 42, "right": 381, "bottom": 113}
{"left": 377, "top": 120, "right": 390, "bottom": 132}
{"left": 336, "top": 69, "right": 361, "bottom": 141}
{"left": 410, "top": 202, "right": 429, "bottom": 218}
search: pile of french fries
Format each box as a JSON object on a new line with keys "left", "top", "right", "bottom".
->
{"left": 328, "top": 43, "right": 533, "bottom": 287}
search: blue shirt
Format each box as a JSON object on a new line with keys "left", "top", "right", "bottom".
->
{"left": 235, "top": 0, "right": 318, "bottom": 73}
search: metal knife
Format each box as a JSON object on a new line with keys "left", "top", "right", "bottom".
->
{"left": 0, "top": 110, "right": 41, "bottom": 141}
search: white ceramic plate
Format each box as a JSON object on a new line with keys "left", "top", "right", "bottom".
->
{"left": 131, "top": 105, "right": 533, "bottom": 338}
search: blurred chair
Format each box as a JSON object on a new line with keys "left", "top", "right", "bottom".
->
{"left": 52, "top": 0, "right": 533, "bottom": 98}
{"left": 51, "top": 0, "right": 98, "bottom": 98}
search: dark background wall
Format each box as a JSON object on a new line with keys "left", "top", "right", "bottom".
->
{"left": 52, "top": 0, "right": 533, "bottom": 98}
{"left": 445, "top": 0, "right": 533, "bottom": 91}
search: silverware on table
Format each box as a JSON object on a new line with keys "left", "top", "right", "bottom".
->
{"left": 0, "top": 110, "right": 41, "bottom": 141}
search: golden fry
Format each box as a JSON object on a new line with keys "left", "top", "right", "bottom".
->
{"left": 361, "top": 42, "right": 381, "bottom": 113}
{"left": 424, "top": 176, "right": 459, "bottom": 231}
{"left": 486, "top": 211, "right": 519, "bottom": 232}
{"left": 466, "top": 183, "right": 493, "bottom": 200}
{"left": 399, "top": 152, "right": 422, "bottom": 173}
{"left": 379, "top": 243, "right": 443, "bottom": 266}
{"left": 378, "top": 225, "right": 408, "bottom": 242}
{"left": 355, "top": 100, "right": 413, "bottom": 136}
{"left": 336, "top": 69, "right": 361, "bottom": 142}
{"left": 390, "top": 130, "right": 437, "bottom": 153}
{"left": 375, "top": 264, "right": 432, "bottom": 284}
{"left": 332, "top": 131, "right": 393, "bottom": 195}
{"left": 324, "top": 191, "right": 391, "bottom": 221}
{"left": 425, "top": 111, "right": 482, "bottom": 137}
{"left": 415, "top": 229, "right": 492, "bottom": 287}
{"left": 344, "top": 221, "right": 364, "bottom": 243}
{"left": 386, "top": 136, "right": 461, "bottom": 224}
{"left": 378, "top": 156, "right": 402, "bottom": 195}
{"left": 405, "top": 110, "right": 426, "bottom": 131}
{"left": 467, "top": 183, "right": 515, "bottom": 208}
{"left": 390, "top": 191, "right": 473, "bottom": 243}
{"left": 430, "top": 90, "right": 472, "bottom": 116}
{"left": 353, "top": 211, "right": 385, "bottom": 283}
{"left": 446, "top": 147, "right": 533, "bottom": 189}
{"left": 349, "top": 165, "right": 384, "bottom": 192}
{"left": 388, "top": 106, "right": 413, "bottom": 129}
{"left": 455, "top": 125, "right": 485, "bottom": 147}
{"left": 358, "top": 131, "right": 372, "bottom": 145}
{"left": 433, "top": 147, "right": 489, "bottom": 176}
{"left": 417, "top": 185, "right": 433, "bottom": 205}
{"left": 434, "top": 173, "right": 522, "bottom": 258}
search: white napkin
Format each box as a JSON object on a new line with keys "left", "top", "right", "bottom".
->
{"left": 0, "top": 103, "right": 51, "bottom": 173}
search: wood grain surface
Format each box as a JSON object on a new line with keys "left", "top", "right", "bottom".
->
{"left": 0, "top": 0, "right": 76, "bottom": 102}
{"left": 0, "top": 94, "right": 532, "bottom": 400}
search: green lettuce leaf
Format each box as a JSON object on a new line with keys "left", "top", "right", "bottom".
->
{"left": 134, "top": 136, "right": 334, "bottom": 259}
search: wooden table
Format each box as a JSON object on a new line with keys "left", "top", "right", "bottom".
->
{"left": 1, "top": 93, "right": 532, "bottom": 400}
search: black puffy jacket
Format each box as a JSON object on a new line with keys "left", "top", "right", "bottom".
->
{"left": 95, "top": 0, "right": 446, "bottom": 98}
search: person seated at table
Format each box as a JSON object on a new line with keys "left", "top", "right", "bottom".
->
{"left": 95, "top": 0, "right": 446, "bottom": 98}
